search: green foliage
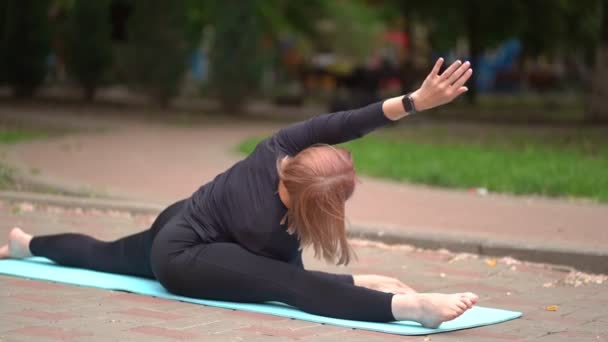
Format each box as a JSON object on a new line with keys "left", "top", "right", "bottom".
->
{"left": 117, "top": 0, "right": 190, "bottom": 107}
{"left": 184, "top": 0, "right": 209, "bottom": 50}
{"left": 514, "top": 0, "right": 601, "bottom": 57}
{"left": 252, "top": 0, "right": 327, "bottom": 38}
{"left": 387, "top": 0, "right": 602, "bottom": 57}
{"left": 65, "top": 0, "right": 113, "bottom": 101}
{"left": 204, "top": 0, "right": 384, "bottom": 112}
{"left": 0, "top": 0, "right": 51, "bottom": 97}
{"left": 237, "top": 131, "right": 608, "bottom": 202}
{"left": 381, "top": 0, "right": 604, "bottom": 104}
{"left": 319, "top": 1, "right": 385, "bottom": 61}
{"left": 208, "top": 1, "right": 263, "bottom": 113}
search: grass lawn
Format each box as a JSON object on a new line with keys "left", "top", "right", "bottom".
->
{"left": 0, "top": 128, "right": 48, "bottom": 144}
{"left": 237, "top": 123, "right": 608, "bottom": 203}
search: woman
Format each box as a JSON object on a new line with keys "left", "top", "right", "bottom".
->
{"left": 1, "top": 58, "right": 478, "bottom": 328}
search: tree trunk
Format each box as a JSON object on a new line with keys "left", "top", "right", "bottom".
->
{"left": 466, "top": 0, "right": 480, "bottom": 104}
{"left": 587, "top": 0, "right": 608, "bottom": 122}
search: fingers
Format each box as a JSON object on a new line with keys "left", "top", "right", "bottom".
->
{"left": 454, "top": 86, "right": 468, "bottom": 97}
{"left": 439, "top": 60, "right": 462, "bottom": 81}
{"left": 453, "top": 68, "right": 473, "bottom": 89}
{"left": 429, "top": 58, "right": 444, "bottom": 77}
{"left": 447, "top": 61, "right": 471, "bottom": 85}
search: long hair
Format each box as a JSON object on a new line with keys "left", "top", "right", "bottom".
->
{"left": 277, "top": 145, "right": 357, "bottom": 265}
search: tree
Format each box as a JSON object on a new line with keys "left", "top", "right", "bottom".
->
{"left": 588, "top": 0, "right": 608, "bottom": 122}
{"left": 65, "top": 0, "right": 113, "bottom": 101}
{"left": 0, "top": 0, "right": 51, "bottom": 97}
{"left": 117, "top": 0, "right": 190, "bottom": 107}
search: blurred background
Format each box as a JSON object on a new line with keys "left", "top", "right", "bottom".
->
{"left": 0, "top": 0, "right": 607, "bottom": 205}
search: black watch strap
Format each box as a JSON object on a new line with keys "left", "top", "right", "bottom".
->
{"left": 401, "top": 93, "right": 417, "bottom": 114}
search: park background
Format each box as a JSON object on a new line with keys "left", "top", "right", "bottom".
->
{"left": 1, "top": 0, "right": 607, "bottom": 202}
{"left": 0, "top": 1, "right": 607, "bottom": 340}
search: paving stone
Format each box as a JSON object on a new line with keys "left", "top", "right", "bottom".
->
{"left": 182, "top": 319, "right": 252, "bottom": 335}
{"left": 4, "top": 324, "right": 94, "bottom": 341}
{"left": 580, "top": 320, "right": 608, "bottom": 335}
{"left": 0, "top": 200, "right": 606, "bottom": 341}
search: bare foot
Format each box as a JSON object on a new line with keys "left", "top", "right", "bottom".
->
{"left": 0, "top": 227, "right": 33, "bottom": 259}
{"left": 392, "top": 292, "right": 479, "bottom": 328}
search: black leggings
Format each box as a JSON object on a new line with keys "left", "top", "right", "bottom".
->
{"left": 29, "top": 200, "right": 395, "bottom": 322}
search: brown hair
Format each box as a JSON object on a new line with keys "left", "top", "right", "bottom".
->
{"left": 277, "top": 145, "right": 357, "bottom": 265}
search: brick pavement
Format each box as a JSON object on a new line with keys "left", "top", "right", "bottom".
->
{"left": 0, "top": 200, "right": 606, "bottom": 341}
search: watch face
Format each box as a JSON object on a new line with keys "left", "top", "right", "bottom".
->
{"left": 407, "top": 95, "right": 417, "bottom": 113}
{"left": 402, "top": 96, "right": 414, "bottom": 113}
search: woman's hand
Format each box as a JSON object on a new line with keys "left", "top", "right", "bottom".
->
{"left": 410, "top": 58, "right": 473, "bottom": 112}
{"left": 353, "top": 274, "right": 417, "bottom": 295}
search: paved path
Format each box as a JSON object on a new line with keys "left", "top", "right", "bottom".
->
{"left": 1, "top": 199, "right": 607, "bottom": 341}
{"left": 1, "top": 104, "right": 607, "bottom": 257}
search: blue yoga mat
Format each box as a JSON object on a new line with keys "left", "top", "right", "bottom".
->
{"left": 0, "top": 257, "right": 521, "bottom": 335}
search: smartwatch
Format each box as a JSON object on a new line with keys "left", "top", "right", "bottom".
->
{"left": 401, "top": 93, "right": 417, "bottom": 114}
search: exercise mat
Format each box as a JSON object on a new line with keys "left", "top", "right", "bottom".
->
{"left": 0, "top": 257, "right": 522, "bottom": 335}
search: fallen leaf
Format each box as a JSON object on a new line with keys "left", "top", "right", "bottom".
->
{"left": 485, "top": 258, "right": 497, "bottom": 267}
{"left": 546, "top": 305, "right": 558, "bottom": 311}
{"left": 423, "top": 336, "right": 431, "bottom": 341}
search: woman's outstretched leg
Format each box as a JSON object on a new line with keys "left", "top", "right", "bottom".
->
{"left": 0, "top": 199, "right": 188, "bottom": 279}
{"left": 0, "top": 226, "right": 155, "bottom": 278}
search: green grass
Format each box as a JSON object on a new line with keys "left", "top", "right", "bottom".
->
{"left": 0, "top": 127, "right": 48, "bottom": 144}
{"left": 237, "top": 127, "right": 608, "bottom": 203}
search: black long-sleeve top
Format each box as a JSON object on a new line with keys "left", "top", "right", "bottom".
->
{"left": 184, "top": 101, "right": 392, "bottom": 278}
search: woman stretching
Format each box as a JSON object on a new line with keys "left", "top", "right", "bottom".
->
{"left": 1, "top": 58, "right": 478, "bottom": 328}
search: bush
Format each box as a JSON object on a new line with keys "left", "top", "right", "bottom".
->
{"left": 0, "top": 0, "right": 51, "bottom": 97}
{"left": 117, "top": 0, "right": 190, "bottom": 107}
{"left": 64, "top": 0, "right": 113, "bottom": 101}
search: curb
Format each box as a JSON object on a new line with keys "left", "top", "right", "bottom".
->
{"left": 2, "top": 190, "right": 606, "bottom": 274}
{"left": 348, "top": 225, "right": 608, "bottom": 274}
{"left": 0, "top": 191, "right": 164, "bottom": 215}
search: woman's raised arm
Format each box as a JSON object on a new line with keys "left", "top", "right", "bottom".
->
{"left": 274, "top": 58, "right": 473, "bottom": 155}
{"left": 383, "top": 58, "right": 473, "bottom": 121}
